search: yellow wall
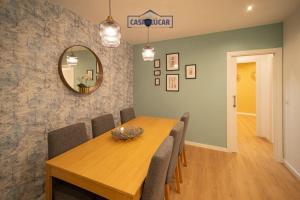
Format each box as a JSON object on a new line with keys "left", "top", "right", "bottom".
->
{"left": 237, "top": 62, "right": 256, "bottom": 114}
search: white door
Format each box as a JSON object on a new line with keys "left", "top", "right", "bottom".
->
{"left": 227, "top": 57, "right": 238, "bottom": 152}
{"left": 256, "top": 55, "right": 274, "bottom": 142}
{"left": 235, "top": 55, "right": 274, "bottom": 142}
{"left": 227, "top": 48, "right": 283, "bottom": 161}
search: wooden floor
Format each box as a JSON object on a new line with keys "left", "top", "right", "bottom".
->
{"left": 170, "top": 115, "right": 300, "bottom": 200}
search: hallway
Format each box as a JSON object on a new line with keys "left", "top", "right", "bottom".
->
{"left": 237, "top": 115, "right": 272, "bottom": 163}
{"left": 171, "top": 115, "right": 300, "bottom": 200}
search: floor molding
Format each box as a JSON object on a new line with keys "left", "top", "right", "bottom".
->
{"left": 185, "top": 141, "right": 228, "bottom": 152}
{"left": 237, "top": 112, "right": 256, "bottom": 116}
{"left": 283, "top": 160, "right": 300, "bottom": 181}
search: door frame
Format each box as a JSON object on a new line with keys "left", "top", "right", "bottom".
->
{"left": 226, "top": 48, "right": 283, "bottom": 162}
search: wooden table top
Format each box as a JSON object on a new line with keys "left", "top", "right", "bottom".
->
{"left": 46, "top": 116, "right": 178, "bottom": 198}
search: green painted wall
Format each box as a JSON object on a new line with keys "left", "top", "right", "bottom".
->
{"left": 133, "top": 23, "right": 283, "bottom": 148}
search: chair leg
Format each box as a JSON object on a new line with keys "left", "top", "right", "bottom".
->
{"left": 177, "top": 159, "right": 183, "bottom": 183}
{"left": 165, "top": 184, "right": 170, "bottom": 200}
{"left": 175, "top": 165, "right": 181, "bottom": 193}
{"left": 180, "top": 152, "right": 183, "bottom": 164}
{"left": 183, "top": 146, "right": 187, "bottom": 167}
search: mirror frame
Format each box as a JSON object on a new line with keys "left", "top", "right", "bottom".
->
{"left": 58, "top": 45, "right": 103, "bottom": 95}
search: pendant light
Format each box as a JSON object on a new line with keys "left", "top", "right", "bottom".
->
{"left": 142, "top": 26, "right": 155, "bottom": 61}
{"left": 99, "top": 0, "right": 121, "bottom": 48}
{"left": 67, "top": 50, "right": 78, "bottom": 66}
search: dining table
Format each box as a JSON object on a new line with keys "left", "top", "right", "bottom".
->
{"left": 45, "top": 116, "right": 178, "bottom": 200}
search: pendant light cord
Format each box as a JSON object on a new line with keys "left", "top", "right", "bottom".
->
{"left": 109, "top": 0, "right": 112, "bottom": 16}
{"left": 147, "top": 27, "right": 150, "bottom": 45}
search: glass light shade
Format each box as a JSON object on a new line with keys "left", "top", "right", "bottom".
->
{"left": 142, "top": 45, "right": 155, "bottom": 61}
{"left": 99, "top": 17, "right": 121, "bottom": 48}
{"left": 66, "top": 55, "right": 78, "bottom": 65}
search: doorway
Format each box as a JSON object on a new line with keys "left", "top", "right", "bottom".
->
{"left": 227, "top": 48, "right": 283, "bottom": 161}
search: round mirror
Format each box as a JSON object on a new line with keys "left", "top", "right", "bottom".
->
{"left": 58, "top": 45, "right": 103, "bottom": 94}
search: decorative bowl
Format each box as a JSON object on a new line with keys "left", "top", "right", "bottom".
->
{"left": 111, "top": 125, "right": 144, "bottom": 140}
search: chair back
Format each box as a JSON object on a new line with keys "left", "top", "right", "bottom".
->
{"left": 166, "top": 121, "right": 184, "bottom": 183}
{"left": 180, "top": 112, "right": 190, "bottom": 153}
{"left": 92, "top": 113, "right": 115, "bottom": 138}
{"left": 141, "top": 136, "right": 174, "bottom": 200}
{"left": 48, "top": 123, "right": 88, "bottom": 159}
{"left": 120, "top": 107, "right": 136, "bottom": 124}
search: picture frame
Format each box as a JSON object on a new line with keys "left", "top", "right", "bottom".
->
{"left": 87, "top": 69, "right": 93, "bottom": 80}
{"left": 185, "top": 64, "right": 196, "bottom": 79}
{"left": 166, "top": 74, "right": 179, "bottom": 92}
{"left": 166, "top": 53, "right": 179, "bottom": 71}
{"left": 154, "top": 59, "right": 160, "bottom": 68}
{"left": 155, "top": 78, "right": 160, "bottom": 86}
{"left": 154, "top": 70, "right": 161, "bottom": 76}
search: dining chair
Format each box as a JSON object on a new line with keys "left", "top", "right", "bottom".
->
{"left": 165, "top": 121, "right": 184, "bottom": 198}
{"left": 48, "top": 123, "right": 105, "bottom": 200}
{"left": 48, "top": 123, "right": 88, "bottom": 159}
{"left": 177, "top": 112, "right": 190, "bottom": 184}
{"left": 179, "top": 112, "right": 190, "bottom": 168}
{"left": 141, "top": 136, "right": 174, "bottom": 200}
{"left": 91, "top": 113, "right": 115, "bottom": 138}
{"left": 120, "top": 107, "right": 136, "bottom": 124}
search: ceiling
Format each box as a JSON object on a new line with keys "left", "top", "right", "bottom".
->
{"left": 50, "top": 0, "right": 300, "bottom": 44}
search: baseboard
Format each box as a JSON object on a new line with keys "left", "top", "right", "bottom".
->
{"left": 283, "top": 160, "right": 300, "bottom": 181}
{"left": 237, "top": 112, "right": 256, "bottom": 116}
{"left": 185, "top": 141, "right": 228, "bottom": 152}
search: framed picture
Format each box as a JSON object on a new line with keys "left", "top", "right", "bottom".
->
{"left": 166, "top": 53, "right": 179, "bottom": 71}
{"left": 155, "top": 78, "right": 160, "bottom": 86}
{"left": 154, "top": 59, "right": 160, "bottom": 68}
{"left": 166, "top": 74, "right": 179, "bottom": 92}
{"left": 87, "top": 70, "right": 93, "bottom": 80}
{"left": 154, "top": 70, "right": 161, "bottom": 76}
{"left": 185, "top": 64, "right": 196, "bottom": 79}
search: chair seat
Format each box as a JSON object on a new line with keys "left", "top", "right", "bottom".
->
{"left": 53, "top": 178, "right": 106, "bottom": 200}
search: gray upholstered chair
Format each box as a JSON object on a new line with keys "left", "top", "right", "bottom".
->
{"left": 165, "top": 121, "right": 184, "bottom": 198}
{"left": 48, "top": 123, "right": 105, "bottom": 200}
{"left": 141, "top": 136, "right": 174, "bottom": 200}
{"left": 176, "top": 113, "right": 190, "bottom": 184}
{"left": 48, "top": 123, "right": 88, "bottom": 159}
{"left": 91, "top": 114, "right": 115, "bottom": 138}
{"left": 179, "top": 112, "right": 190, "bottom": 168}
{"left": 120, "top": 107, "right": 136, "bottom": 124}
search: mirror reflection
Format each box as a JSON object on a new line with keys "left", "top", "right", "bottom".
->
{"left": 59, "top": 45, "right": 103, "bottom": 94}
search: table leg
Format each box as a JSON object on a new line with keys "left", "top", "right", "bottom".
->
{"left": 45, "top": 165, "right": 52, "bottom": 200}
{"left": 132, "top": 186, "right": 142, "bottom": 200}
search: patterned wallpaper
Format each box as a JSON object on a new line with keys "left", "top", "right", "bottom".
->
{"left": 0, "top": 0, "right": 133, "bottom": 199}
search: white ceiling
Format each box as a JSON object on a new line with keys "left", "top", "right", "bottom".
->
{"left": 50, "top": 0, "right": 300, "bottom": 44}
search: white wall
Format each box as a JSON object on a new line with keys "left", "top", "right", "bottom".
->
{"left": 283, "top": 8, "right": 300, "bottom": 179}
